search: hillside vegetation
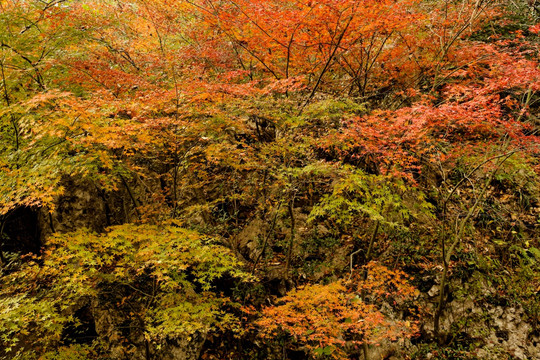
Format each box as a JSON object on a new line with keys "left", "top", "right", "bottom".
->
{"left": 1, "top": 1, "right": 540, "bottom": 359}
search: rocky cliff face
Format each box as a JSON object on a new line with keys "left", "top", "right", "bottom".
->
{"left": 368, "top": 282, "right": 540, "bottom": 360}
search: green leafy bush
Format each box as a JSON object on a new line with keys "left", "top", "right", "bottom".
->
{"left": 0, "top": 223, "right": 251, "bottom": 359}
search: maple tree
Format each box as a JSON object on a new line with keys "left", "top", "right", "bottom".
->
{"left": 257, "top": 263, "right": 419, "bottom": 359}
{"left": 1, "top": 223, "right": 250, "bottom": 359}
{"left": 1, "top": 0, "right": 540, "bottom": 359}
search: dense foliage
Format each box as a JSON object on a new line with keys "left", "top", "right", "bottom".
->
{"left": 1, "top": 0, "right": 540, "bottom": 359}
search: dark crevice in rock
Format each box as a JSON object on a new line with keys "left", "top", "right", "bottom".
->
{"left": 1, "top": 207, "right": 41, "bottom": 255}
{"left": 63, "top": 305, "right": 99, "bottom": 345}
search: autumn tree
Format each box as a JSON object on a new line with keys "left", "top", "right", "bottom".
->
{"left": 1, "top": 0, "right": 540, "bottom": 359}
